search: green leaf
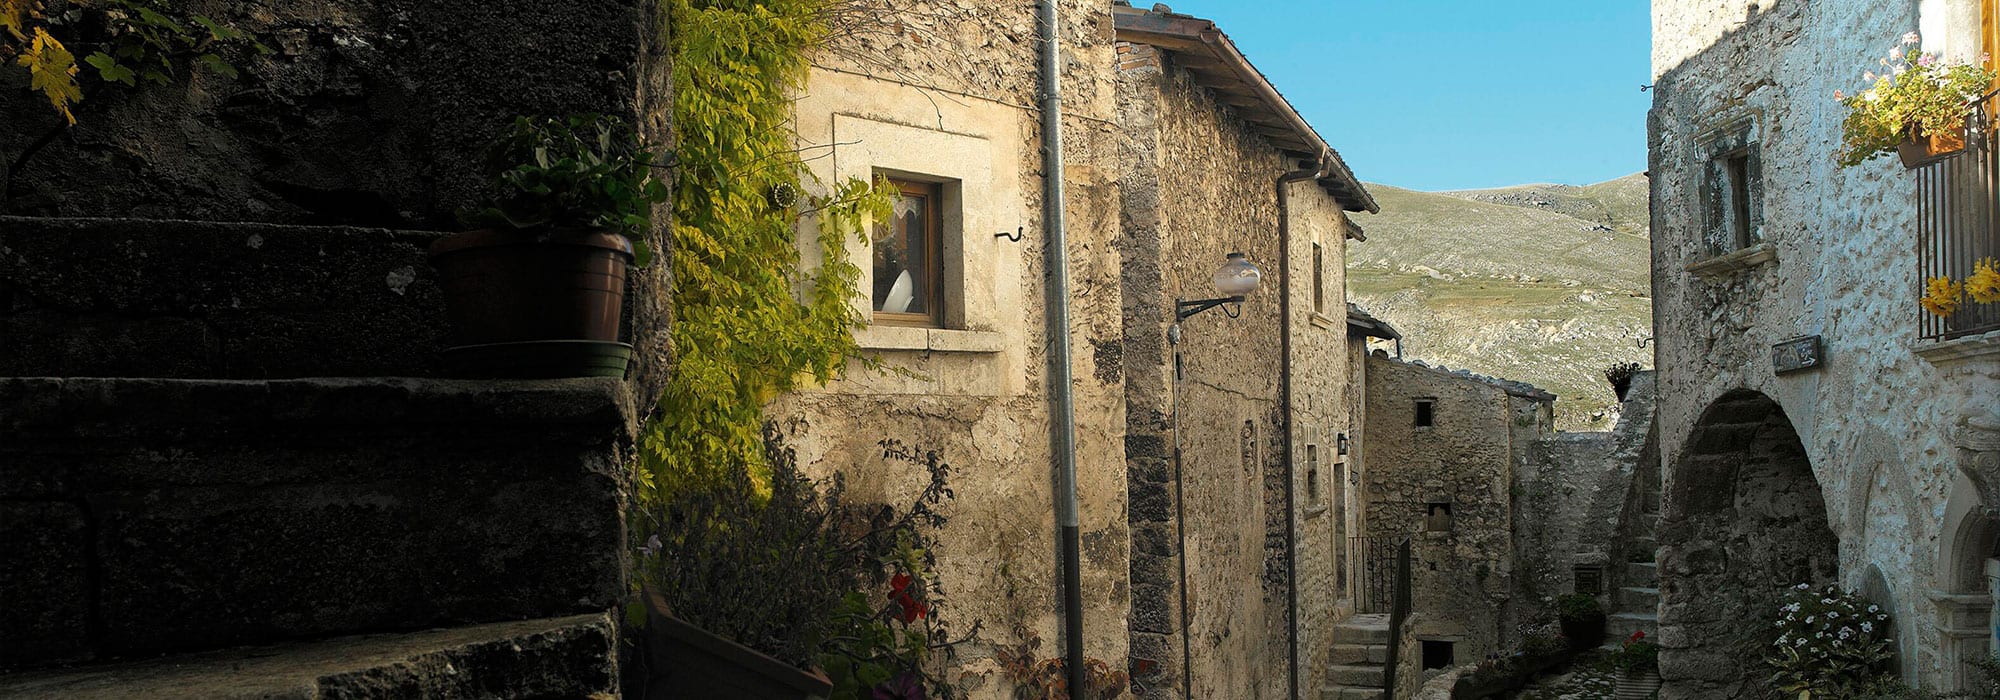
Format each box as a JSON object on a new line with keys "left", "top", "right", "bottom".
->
{"left": 194, "top": 53, "right": 236, "bottom": 78}
{"left": 85, "top": 52, "right": 136, "bottom": 86}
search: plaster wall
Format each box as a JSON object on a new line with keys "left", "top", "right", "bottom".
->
{"left": 767, "top": 2, "right": 1130, "bottom": 697}
{"left": 1650, "top": 0, "right": 2000, "bottom": 692}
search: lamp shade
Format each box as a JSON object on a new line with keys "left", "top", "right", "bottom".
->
{"left": 1212, "top": 252, "right": 1262, "bottom": 297}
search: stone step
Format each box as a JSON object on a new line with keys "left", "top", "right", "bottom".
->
{"left": 1329, "top": 643, "right": 1389, "bottom": 665}
{"left": 1322, "top": 687, "right": 1384, "bottom": 700}
{"left": 1627, "top": 561, "right": 1658, "bottom": 587}
{"left": 1609, "top": 611, "right": 1659, "bottom": 640}
{"left": 0, "top": 216, "right": 450, "bottom": 379}
{"left": 0, "top": 613, "right": 617, "bottom": 699}
{"left": 1332, "top": 614, "right": 1392, "bottom": 645}
{"left": 1617, "top": 586, "right": 1660, "bottom": 611}
{"left": 1327, "top": 663, "right": 1387, "bottom": 688}
{"left": 0, "top": 376, "right": 631, "bottom": 668}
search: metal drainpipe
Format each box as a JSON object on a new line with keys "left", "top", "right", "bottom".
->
{"left": 1036, "top": 1, "right": 1087, "bottom": 698}
{"left": 1277, "top": 152, "right": 1331, "bottom": 700}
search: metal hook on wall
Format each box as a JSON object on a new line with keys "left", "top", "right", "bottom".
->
{"left": 995, "top": 226, "right": 1024, "bottom": 242}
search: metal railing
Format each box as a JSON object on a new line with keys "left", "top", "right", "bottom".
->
{"left": 1918, "top": 99, "right": 2000, "bottom": 341}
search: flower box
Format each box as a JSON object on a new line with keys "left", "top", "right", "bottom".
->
{"left": 1898, "top": 124, "right": 1967, "bottom": 169}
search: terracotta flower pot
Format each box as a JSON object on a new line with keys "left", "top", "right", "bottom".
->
{"left": 1899, "top": 125, "right": 1968, "bottom": 168}
{"left": 428, "top": 228, "right": 634, "bottom": 378}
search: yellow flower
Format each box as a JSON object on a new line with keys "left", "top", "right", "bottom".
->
{"left": 1968, "top": 258, "right": 2000, "bottom": 304}
{"left": 1922, "top": 276, "right": 1964, "bottom": 317}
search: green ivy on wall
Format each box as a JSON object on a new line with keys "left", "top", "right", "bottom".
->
{"left": 638, "top": 0, "right": 891, "bottom": 504}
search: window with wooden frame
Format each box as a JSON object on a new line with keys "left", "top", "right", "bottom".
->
{"left": 871, "top": 179, "right": 945, "bottom": 327}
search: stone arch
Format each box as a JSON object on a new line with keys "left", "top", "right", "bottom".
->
{"left": 1936, "top": 472, "right": 1999, "bottom": 690}
{"left": 1659, "top": 389, "right": 1839, "bottom": 700}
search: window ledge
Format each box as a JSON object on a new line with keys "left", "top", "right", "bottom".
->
{"left": 1685, "top": 243, "right": 1776, "bottom": 279}
{"left": 1915, "top": 328, "right": 2000, "bottom": 365}
{"left": 856, "top": 326, "right": 1005, "bottom": 354}
{"left": 1310, "top": 311, "right": 1339, "bottom": 330}
{"left": 1303, "top": 504, "right": 1329, "bottom": 519}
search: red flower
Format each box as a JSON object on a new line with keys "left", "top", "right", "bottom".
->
{"left": 1628, "top": 630, "right": 1647, "bottom": 643}
{"left": 890, "top": 572, "right": 928, "bottom": 623}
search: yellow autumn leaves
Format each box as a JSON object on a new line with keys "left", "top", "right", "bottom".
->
{"left": 1923, "top": 257, "right": 2000, "bottom": 318}
{"left": 2, "top": 0, "right": 79, "bottom": 124}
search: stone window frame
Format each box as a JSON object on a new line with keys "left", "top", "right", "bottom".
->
{"left": 1414, "top": 398, "right": 1436, "bottom": 429}
{"left": 1686, "top": 112, "right": 1776, "bottom": 278}
{"left": 829, "top": 113, "right": 1008, "bottom": 354}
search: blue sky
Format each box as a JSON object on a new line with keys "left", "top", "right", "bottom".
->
{"left": 1156, "top": 1, "right": 1653, "bottom": 192}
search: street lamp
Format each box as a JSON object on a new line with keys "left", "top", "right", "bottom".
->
{"left": 1176, "top": 252, "right": 1262, "bottom": 321}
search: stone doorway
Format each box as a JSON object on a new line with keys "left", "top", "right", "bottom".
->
{"left": 1658, "top": 390, "right": 1839, "bottom": 699}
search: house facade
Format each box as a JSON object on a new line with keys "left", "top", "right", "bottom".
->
{"left": 768, "top": 1, "right": 1386, "bottom": 697}
{"left": 1649, "top": 0, "right": 2000, "bottom": 696}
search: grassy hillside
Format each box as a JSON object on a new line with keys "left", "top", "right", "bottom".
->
{"left": 1348, "top": 175, "right": 1652, "bottom": 430}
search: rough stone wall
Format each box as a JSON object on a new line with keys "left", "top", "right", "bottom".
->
{"left": 1512, "top": 373, "right": 1658, "bottom": 610}
{"left": 765, "top": 3, "right": 1129, "bottom": 698}
{"left": 0, "top": 0, "right": 675, "bottom": 401}
{"left": 1115, "top": 42, "right": 1287, "bottom": 700}
{"left": 1362, "top": 355, "right": 1543, "bottom": 663}
{"left": 1113, "top": 39, "right": 1359, "bottom": 699}
{"left": 1650, "top": 0, "right": 2000, "bottom": 692}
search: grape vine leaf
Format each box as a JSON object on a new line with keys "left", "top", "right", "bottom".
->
{"left": 18, "top": 27, "right": 80, "bottom": 124}
{"left": 0, "top": 0, "right": 30, "bottom": 41}
{"left": 85, "top": 52, "right": 134, "bottom": 86}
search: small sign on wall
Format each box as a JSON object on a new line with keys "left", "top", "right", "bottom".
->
{"left": 1773, "top": 335, "right": 1823, "bottom": 374}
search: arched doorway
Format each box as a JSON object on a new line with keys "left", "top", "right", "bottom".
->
{"left": 1659, "top": 390, "right": 1839, "bottom": 699}
{"left": 1938, "top": 472, "right": 1999, "bottom": 690}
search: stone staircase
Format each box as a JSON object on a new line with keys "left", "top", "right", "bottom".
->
{"left": 0, "top": 217, "right": 635, "bottom": 696}
{"left": 1606, "top": 474, "right": 1663, "bottom": 644}
{"left": 1322, "top": 614, "right": 1392, "bottom": 700}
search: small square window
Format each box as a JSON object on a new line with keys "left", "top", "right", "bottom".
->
{"left": 1422, "top": 640, "right": 1455, "bottom": 670}
{"left": 1425, "top": 502, "right": 1453, "bottom": 532}
{"left": 1574, "top": 565, "right": 1604, "bottom": 596}
{"left": 1414, "top": 399, "right": 1435, "bottom": 427}
{"left": 872, "top": 179, "right": 944, "bottom": 327}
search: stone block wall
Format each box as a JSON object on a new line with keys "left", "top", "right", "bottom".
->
{"left": 1512, "top": 373, "right": 1658, "bottom": 612}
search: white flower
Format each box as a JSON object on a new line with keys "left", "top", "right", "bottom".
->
{"left": 1861, "top": 622, "right": 1873, "bottom": 633}
{"left": 1821, "top": 598, "right": 1835, "bottom": 604}
{"left": 1866, "top": 605, "right": 1878, "bottom": 613}
{"left": 1839, "top": 627, "right": 1854, "bottom": 639}
{"left": 1903, "top": 31, "right": 1922, "bottom": 45}
{"left": 1805, "top": 616, "right": 1815, "bottom": 624}
{"left": 1877, "top": 614, "right": 1889, "bottom": 621}
{"left": 1795, "top": 637, "right": 1807, "bottom": 646}
{"left": 1828, "top": 612, "right": 1840, "bottom": 620}
{"left": 1865, "top": 90, "right": 1881, "bottom": 102}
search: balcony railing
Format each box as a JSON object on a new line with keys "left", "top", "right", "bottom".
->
{"left": 1918, "top": 100, "right": 2000, "bottom": 341}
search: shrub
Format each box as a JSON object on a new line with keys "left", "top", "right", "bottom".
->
{"left": 633, "top": 424, "right": 970, "bottom": 698}
{"left": 1764, "top": 584, "right": 1897, "bottom": 698}
{"left": 1603, "top": 361, "right": 1642, "bottom": 401}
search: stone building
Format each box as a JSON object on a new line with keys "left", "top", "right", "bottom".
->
{"left": 1649, "top": 0, "right": 2000, "bottom": 695}
{"left": 768, "top": 1, "right": 1387, "bottom": 697}
{"left": 1360, "top": 355, "right": 1555, "bottom": 665}
{"left": 1112, "top": 4, "right": 1377, "bottom": 698}
{"left": 1359, "top": 353, "right": 1662, "bottom": 677}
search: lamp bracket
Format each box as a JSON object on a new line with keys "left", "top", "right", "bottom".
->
{"left": 1175, "top": 295, "right": 1246, "bottom": 321}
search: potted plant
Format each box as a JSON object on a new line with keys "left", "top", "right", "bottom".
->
{"left": 1555, "top": 593, "right": 1607, "bottom": 651}
{"left": 1603, "top": 362, "right": 1642, "bottom": 403}
{"left": 1607, "top": 630, "right": 1660, "bottom": 699}
{"left": 429, "top": 114, "right": 668, "bottom": 378}
{"left": 1835, "top": 32, "right": 1997, "bottom": 169}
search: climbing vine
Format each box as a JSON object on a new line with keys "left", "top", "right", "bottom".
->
{"left": 637, "top": 0, "right": 893, "bottom": 503}
{"left": 0, "top": 0, "right": 262, "bottom": 204}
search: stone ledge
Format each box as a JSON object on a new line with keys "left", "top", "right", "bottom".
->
{"left": 1915, "top": 328, "right": 2000, "bottom": 364}
{"left": 0, "top": 216, "right": 448, "bottom": 379}
{"left": 855, "top": 325, "right": 1006, "bottom": 354}
{"left": 0, "top": 613, "right": 617, "bottom": 699}
{"left": 1683, "top": 243, "right": 1776, "bottom": 280}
